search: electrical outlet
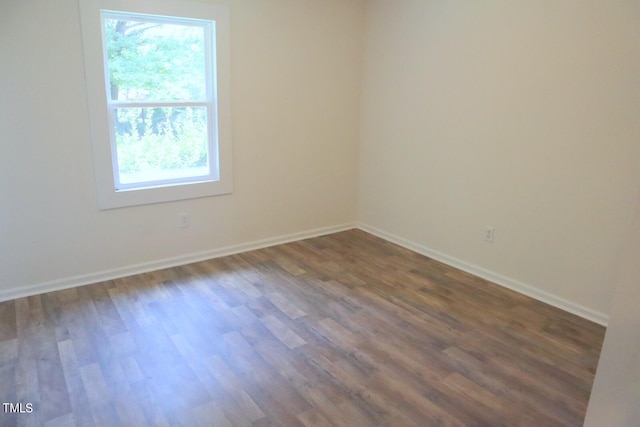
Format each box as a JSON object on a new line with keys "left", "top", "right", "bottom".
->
{"left": 179, "top": 213, "right": 190, "bottom": 229}
{"left": 484, "top": 226, "right": 494, "bottom": 243}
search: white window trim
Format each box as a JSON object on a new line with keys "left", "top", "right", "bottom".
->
{"left": 79, "top": 0, "right": 232, "bottom": 209}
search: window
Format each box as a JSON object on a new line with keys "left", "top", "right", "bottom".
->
{"left": 103, "top": 12, "right": 216, "bottom": 190}
{"left": 79, "top": 0, "right": 232, "bottom": 209}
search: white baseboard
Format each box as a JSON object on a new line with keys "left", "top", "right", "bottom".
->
{"left": 357, "top": 223, "right": 609, "bottom": 327}
{"left": 0, "top": 223, "right": 357, "bottom": 303}
{"left": 2, "top": 221, "right": 609, "bottom": 326}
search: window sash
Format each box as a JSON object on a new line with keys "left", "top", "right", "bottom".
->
{"left": 106, "top": 103, "right": 219, "bottom": 190}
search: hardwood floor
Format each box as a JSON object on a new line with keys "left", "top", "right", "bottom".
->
{"left": 0, "top": 230, "right": 605, "bottom": 426}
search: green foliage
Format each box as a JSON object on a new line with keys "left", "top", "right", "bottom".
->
{"left": 104, "top": 18, "right": 206, "bottom": 101}
{"left": 116, "top": 107, "right": 208, "bottom": 174}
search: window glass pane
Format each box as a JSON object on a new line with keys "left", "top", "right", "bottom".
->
{"left": 104, "top": 17, "right": 206, "bottom": 101}
{"left": 114, "top": 107, "right": 210, "bottom": 185}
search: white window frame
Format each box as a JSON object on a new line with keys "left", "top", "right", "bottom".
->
{"left": 79, "top": 0, "right": 232, "bottom": 209}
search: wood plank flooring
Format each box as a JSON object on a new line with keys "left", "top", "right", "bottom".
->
{"left": 0, "top": 229, "right": 605, "bottom": 426}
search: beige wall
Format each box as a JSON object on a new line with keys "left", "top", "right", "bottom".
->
{"left": 358, "top": 0, "right": 640, "bottom": 316}
{"left": 0, "top": 0, "right": 364, "bottom": 295}
{"left": 584, "top": 194, "right": 640, "bottom": 426}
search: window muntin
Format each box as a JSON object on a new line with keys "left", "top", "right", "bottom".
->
{"left": 101, "top": 12, "right": 218, "bottom": 190}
